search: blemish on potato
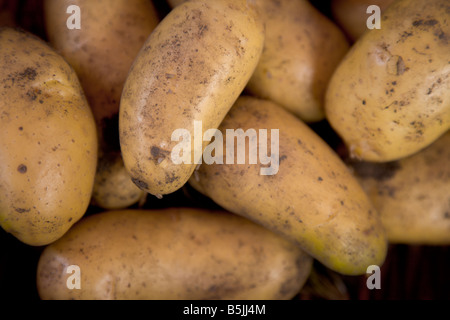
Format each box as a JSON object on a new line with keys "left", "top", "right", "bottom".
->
{"left": 150, "top": 146, "right": 169, "bottom": 161}
{"left": 131, "top": 177, "right": 149, "bottom": 191}
{"left": 17, "top": 164, "right": 27, "bottom": 173}
{"left": 386, "top": 55, "right": 406, "bottom": 75}
{"left": 17, "top": 67, "right": 37, "bottom": 81}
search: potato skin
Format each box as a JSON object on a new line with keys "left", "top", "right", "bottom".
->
{"left": 119, "top": 0, "right": 264, "bottom": 196}
{"left": 245, "top": 0, "right": 349, "bottom": 122}
{"left": 0, "top": 28, "right": 97, "bottom": 246}
{"left": 350, "top": 131, "right": 450, "bottom": 245}
{"left": 44, "top": 0, "right": 159, "bottom": 151}
{"left": 325, "top": 0, "right": 450, "bottom": 162}
{"left": 91, "top": 152, "right": 146, "bottom": 210}
{"left": 331, "top": 0, "right": 395, "bottom": 42}
{"left": 189, "top": 96, "right": 387, "bottom": 276}
{"left": 37, "top": 208, "right": 312, "bottom": 300}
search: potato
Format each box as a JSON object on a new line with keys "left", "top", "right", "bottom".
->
{"left": 91, "top": 151, "right": 147, "bottom": 210}
{"left": 44, "top": 0, "right": 159, "bottom": 152}
{"left": 0, "top": 28, "right": 97, "bottom": 246}
{"left": 119, "top": 0, "right": 264, "bottom": 196}
{"left": 349, "top": 131, "right": 450, "bottom": 245}
{"left": 189, "top": 96, "right": 387, "bottom": 276}
{"left": 331, "top": 0, "right": 395, "bottom": 42}
{"left": 245, "top": 0, "right": 349, "bottom": 122}
{"left": 37, "top": 208, "right": 313, "bottom": 300}
{"left": 325, "top": 0, "right": 450, "bottom": 162}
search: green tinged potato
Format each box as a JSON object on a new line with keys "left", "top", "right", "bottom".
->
{"left": 350, "top": 131, "right": 450, "bottom": 245}
{"left": 189, "top": 96, "right": 387, "bottom": 276}
{"left": 44, "top": 0, "right": 159, "bottom": 152}
{"left": 91, "top": 152, "right": 146, "bottom": 210}
{"left": 119, "top": 0, "right": 264, "bottom": 196}
{"left": 325, "top": 0, "right": 450, "bottom": 162}
{"left": 0, "top": 28, "right": 97, "bottom": 246}
{"left": 37, "top": 208, "right": 312, "bottom": 300}
{"left": 246, "top": 0, "right": 349, "bottom": 122}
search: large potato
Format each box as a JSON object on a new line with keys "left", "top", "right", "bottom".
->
{"left": 44, "top": 0, "right": 159, "bottom": 152}
{"left": 37, "top": 208, "right": 312, "bottom": 300}
{"left": 349, "top": 131, "right": 450, "bottom": 245}
{"left": 119, "top": 0, "right": 264, "bottom": 196}
{"left": 0, "top": 28, "right": 97, "bottom": 246}
{"left": 325, "top": 0, "right": 450, "bottom": 162}
{"left": 245, "top": 0, "right": 349, "bottom": 122}
{"left": 189, "top": 96, "right": 387, "bottom": 276}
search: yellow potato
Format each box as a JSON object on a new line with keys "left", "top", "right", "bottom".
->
{"left": 119, "top": 0, "right": 264, "bottom": 196}
{"left": 44, "top": 0, "right": 159, "bottom": 151}
{"left": 349, "top": 131, "right": 450, "bottom": 245}
{"left": 245, "top": 0, "right": 350, "bottom": 122}
{"left": 331, "top": 0, "right": 395, "bottom": 42}
{"left": 189, "top": 96, "right": 387, "bottom": 276}
{"left": 37, "top": 208, "right": 313, "bottom": 300}
{"left": 91, "top": 152, "right": 147, "bottom": 210}
{"left": 0, "top": 27, "right": 97, "bottom": 246}
{"left": 325, "top": 0, "right": 450, "bottom": 162}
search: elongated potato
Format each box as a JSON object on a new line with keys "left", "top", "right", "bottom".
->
{"left": 166, "top": 0, "right": 349, "bottom": 122}
{"left": 246, "top": 0, "right": 349, "bottom": 122}
{"left": 349, "top": 131, "right": 450, "bottom": 245}
{"left": 37, "top": 208, "right": 313, "bottom": 300}
{"left": 325, "top": 0, "right": 450, "bottom": 162}
{"left": 119, "top": 0, "right": 264, "bottom": 196}
{"left": 189, "top": 96, "right": 387, "bottom": 276}
{"left": 91, "top": 151, "right": 146, "bottom": 210}
{"left": 44, "top": 0, "right": 159, "bottom": 152}
{"left": 0, "top": 28, "right": 97, "bottom": 246}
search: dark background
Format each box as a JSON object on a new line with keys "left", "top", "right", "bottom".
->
{"left": 1, "top": 0, "right": 449, "bottom": 301}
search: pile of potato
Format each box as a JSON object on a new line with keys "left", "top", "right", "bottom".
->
{"left": 0, "top": 0, "right": 448, "bottom": 300}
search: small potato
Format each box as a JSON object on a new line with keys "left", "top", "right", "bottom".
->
{"left": 245, "top": 0, "right": 350, "bottom": 122}
{"left": 91, "top": 152, "right": 147, "bottom": 210}
{"left": 0, "top": 28, "right": 97, "bottom": 246}
{"left": 44, "top": 0, "right": 159, "bottom": 151}
{"left": 350, "top": 131, "right": 450, "bottom": 245}
{"left": 189, "top": 96, "right": 387, "bottom": 276}
{"left": 119, "top": 0, "right": 265, "bottom": 196}
{"left": 37, "top": 208, "right": 313, "bottom": 300}
{"left": 331, "top": 0, "right": 395, "bottom": 42}
{"left": 325, "top": 0, "right": 450, "bottom": 162}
